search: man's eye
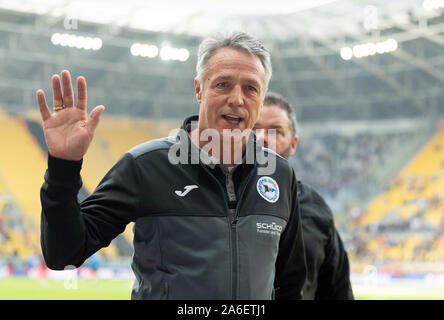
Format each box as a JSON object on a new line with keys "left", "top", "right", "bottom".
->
{"left": 247, "top": 85, "right": 258, "bottom": 92}
{"left": 216, "top": 82, "right": 227, "bottom": 88}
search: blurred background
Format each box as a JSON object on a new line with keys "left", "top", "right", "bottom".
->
{"left": 1, "top": 0, "right": 444, "bottom": 299}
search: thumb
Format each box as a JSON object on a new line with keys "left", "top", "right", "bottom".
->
{"left": 87, "top": 105, "right": 105, "bottom": 133}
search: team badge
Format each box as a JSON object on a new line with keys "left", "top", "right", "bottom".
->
{"left": 257, "top": 177, "right": 279, "bottom": 203}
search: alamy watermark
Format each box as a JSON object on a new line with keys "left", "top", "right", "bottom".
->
{"left": 63, "top": 15, "right": 78, "bottom": 30}
{"left": 63, "top": 265, "right": 78, "bottom": 290}
{"left": 167, "top": 121, "right": 277, "bottom": 175}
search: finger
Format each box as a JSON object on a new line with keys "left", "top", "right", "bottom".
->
{"left": 76, "top": 76, "right": 87, "bottom": 111}
{"left": 87, "top": 105, "right": 105, "bottom": 134}
{"left": 61, "top": 70, "right": 74, "bottom": 108}
{"left": 36, "top": 90, "right": 51, "bottom": 121}
{"left": 52, "top": 75, "right": 63, "bottom": 110}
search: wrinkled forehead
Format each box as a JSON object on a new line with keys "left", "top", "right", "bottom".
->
{"left": 206, "top": 48, "right": 266, "bottom": 80}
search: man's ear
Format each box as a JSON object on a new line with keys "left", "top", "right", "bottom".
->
{"left": 290, "top": 135, "right": 298, "bottom": 157}
{"left": 194, "top": 78, "right": 202, "bottom": 104}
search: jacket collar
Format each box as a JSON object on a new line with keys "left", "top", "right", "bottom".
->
{"left": 178, "top": 115, "right": 270, "bottom": 171}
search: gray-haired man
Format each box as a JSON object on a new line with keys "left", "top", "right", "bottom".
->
{"left": 37, "top": 32, "right": 307, "bottom": 299}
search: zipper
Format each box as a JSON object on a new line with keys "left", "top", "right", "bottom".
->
{"left": 226, "top": 168, "right": 238, "bottom": 300}
{"left": 230, "top": 167, "right": 256, "bottom": 299}
{"left": 201, "top": 163, "right": 256, "bottom": 300}
{"left": 201, "top": 165, "right": 236, "bottom": 298}
{"left": 230, "top": 214, "right": 237, "bottom": 299}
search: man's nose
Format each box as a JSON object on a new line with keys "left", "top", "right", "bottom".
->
{"left": 228, "top": 85, "right": 244, "bottom": 106}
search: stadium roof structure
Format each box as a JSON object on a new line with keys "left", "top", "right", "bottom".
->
{"left": 1, "top": 0, "right": 444, "bottom": 122}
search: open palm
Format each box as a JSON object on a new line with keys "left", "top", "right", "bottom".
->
{"left": 36, "top": 70, "right": 105, "bottom": 161}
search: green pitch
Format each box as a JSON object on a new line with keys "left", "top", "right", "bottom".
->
{"left": 0, "top": 277, "right": 133, "bottom": 300}
{"left": 1, "top": 278, "right": 444, "bottom": 300}
{"left": 352, "top": 284, "right": 444, "bottom": 300}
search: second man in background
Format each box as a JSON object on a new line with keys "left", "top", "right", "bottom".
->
{"left": 254, "top": 92, "right": 354, "bottom": 300}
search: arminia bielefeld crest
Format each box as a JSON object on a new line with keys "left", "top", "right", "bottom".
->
{"left": 257, "top": 177, "right": 279, "bottom": 203}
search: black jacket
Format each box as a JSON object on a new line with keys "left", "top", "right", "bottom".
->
{"left": 298, "top": 181, "right": 354, "bottom": 300}
{"left": 40, "top": 115, "right": 307, "bottom": 300}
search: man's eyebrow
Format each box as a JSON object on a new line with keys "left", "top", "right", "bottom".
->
{"left": 212, "top": 75, "right": 233, "bottom": 82}
{"left": 211, "top": 76, "right": 261, "bottom": 87}
{"left": 245, "top": 79, "right": 261, "bottom": 87}
{"left": 255, "top": 124, "right": 283, "bottom": 129}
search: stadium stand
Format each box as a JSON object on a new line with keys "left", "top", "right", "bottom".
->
{"left": 346, "top": 128, "right": 444, "bottom": 264}
{"left": 291, "top": 122, "right": 434, "bottom": 219}
{"left": 82, "top": 133, "right": 116, "bottom": 195}
{"left": 359, "top": 129, "right": 444, "bottom": 228}
{"left": 0, "top": 173, "right": 39, "bottom": 259}
{"left": 97, "top": 117, "right": 155, "bottom": 160}
{"left": 0, "top": 111, "right": 46, "bottom": 233}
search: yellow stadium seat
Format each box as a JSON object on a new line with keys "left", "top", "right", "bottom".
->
{"left": 0, "top": 113, "right": 46, "bottom": 230}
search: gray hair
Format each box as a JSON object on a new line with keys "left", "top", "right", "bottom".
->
{"left": 196, "top": 31, "right": 272, "bottom": 90}
{"left": 263, "top": 92, "right": 298, "bottom": 137}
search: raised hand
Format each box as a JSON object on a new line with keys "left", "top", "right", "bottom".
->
{"left": 36, "top": 70, "right": 105, "bottom": 161}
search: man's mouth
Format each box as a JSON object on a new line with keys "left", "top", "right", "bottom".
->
{"left": 222, "top": 114, "right": 242, "bottom": 125}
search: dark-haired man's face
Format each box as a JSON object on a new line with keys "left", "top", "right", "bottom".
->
{"left": 254, "top": 105, "right": 298, "bottom": 160}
